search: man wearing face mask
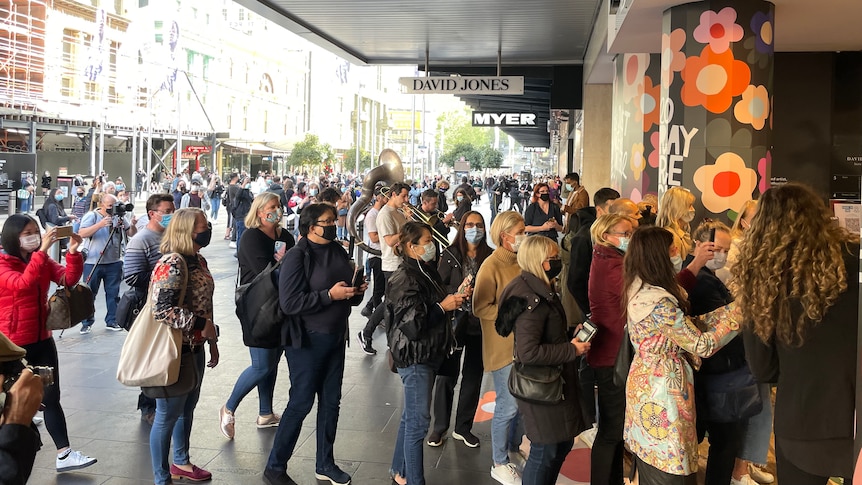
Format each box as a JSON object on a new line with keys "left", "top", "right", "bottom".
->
{"left": 78, "top": 193, "right": 134, "bottom": 333}
{"left": 230, "top": 178, "right": 254, "bottom": 253}
{"left": 121, "top": 194, "right": 175, "bottom": 423}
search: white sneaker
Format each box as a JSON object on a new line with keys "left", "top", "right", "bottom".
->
{"left": 749, "top": 464, "right": 775, "bottom": 484}
{"left": 229, "top": 241, "right": 237, "bottom": 249}
{"left": 32, "top": 416, "right": 43, "bottom": 426}
{"left": 730, "top": 475, "right": 757, "bottom": 485}
{"left": 577, "top": 425, "right": 598, "bottom": 448}
{"left": 491, "top": 463, "right": 522, "bottom": 485}
{"left": 56, "top": 449, "right": 97, "bottom": 472}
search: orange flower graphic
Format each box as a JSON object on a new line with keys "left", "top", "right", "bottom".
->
{"left": 681, "top": 46, "right": 750, "bottom": 114}
{"left": 661, "top": 28, "right": 687, "bottom": 86}
{"left": 693, "top": 152, "right": 757, "bottom": 213}
{"left": 734, "top": 84, "right": 770, "bottom": 130}
{"left": 636, "top": 76, "right": 660, "bottom": 132}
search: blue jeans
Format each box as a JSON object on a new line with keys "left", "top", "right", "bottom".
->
{"left": 82, "top": 261, "right": 123, "bottom": 327}
{"left": 210, "top": 197, "right": 221, "bottom": 220}
{"left": 491, "top": 364, "right": 522, "bottom": 465}
{"left": 266, "top": 331, "right": 346, "bottom": 474}
{"left": 19, "top": 197, "right": 30, "bottom": 213}
{"left": 739, "top": 383, "right": 773, "bottom": 464}
{"left": 522, "top": 438, "right": 574, "bottom": 485}
{"left": 235, "top": 219, "right": 247, "bottom": 252}
{"left": 391, "top": 364, "right": 435, "bottom": 485}
{"left": 226, "top": 346, "right": 282, "bottom": 415}
{"left": 149, "top": 350, "right": 205, "bottom": 485}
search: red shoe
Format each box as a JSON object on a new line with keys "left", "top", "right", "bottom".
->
{"left": 170, "top": 464, "right": 212, "bottom": 482}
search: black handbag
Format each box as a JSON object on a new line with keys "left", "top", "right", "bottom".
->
{"left": 235, "top": 260, "right": 284, "bottom": 348}
{"left": 47, "top": 283, "right": 95, "bottom": 330}
{"left": 613, "top": 325, "right": 634, "bottom": 387}
{"left": 141, "top": 350, "right": 200, "bottom": 399}
{"left": 508, "top": 361, "right": 564, "bottom": 405}
{"left": 695, "top": 365, "right": 763, "bottom": 423}
{"left": 116, "top": 287, "right": 147, "bottom": 331}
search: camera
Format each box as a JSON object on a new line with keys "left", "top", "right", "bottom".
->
{"left": 575, "top": 319, "right": 598, "bottom": 343}
{"left": 110, "top": 202, "right": 134, "bottom": 217}
{"left": 1, "top": 358, "right": 54, "bottom": 393}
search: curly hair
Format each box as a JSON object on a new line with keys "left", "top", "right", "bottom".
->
{"left": 729, "top": 183, "right": 858, "bottom": 346}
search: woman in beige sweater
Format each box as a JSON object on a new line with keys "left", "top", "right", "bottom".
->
{"left": 473, "top": 210, "right": 526, "bottom": 485}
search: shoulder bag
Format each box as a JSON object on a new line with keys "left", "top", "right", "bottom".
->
{"left": 116, "top": 286, "right": 148, "bottom": 331}
{"left": 116, "top": 254, "right": 187, "bottom": 388}
{"left": 508, "top": 361, "right": 564, "bottom": 405}
{"left": 613, "top": 325, "right": 634, "bottom": 387}
{"left": 47, "top": 283, "right": 95, "bottom": 331}
{"left": 695, "top": 365, "right": 763, "bottom": 423}
{"left": 235, "top": 259, "right": 284, "bottom": 348}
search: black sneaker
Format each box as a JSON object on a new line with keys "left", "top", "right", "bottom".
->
{"left": 360, "top": 305, "right": 373, "bottom": 318}
{"left": 263, "top": 468, "right": 298, "bottom": 485}
{"left": 314, "top": 466, "right": 351, "bottom": 485}
{"left": 426, "top": 431, "right": 444, "bottom": 447}
{"left": 452, "top": 430, "right": 480, "bottom": 448}
{"left": 356, "top": 332, "right": 377, "bottom": 355}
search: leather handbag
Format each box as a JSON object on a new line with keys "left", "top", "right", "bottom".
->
{"left": 508, "top": 361, "right": 564, "bottom": 405}
{"left": 116, "top": 286, "right": 147, "bottom": 331}
{"left": 47, "top": 283, "right": 95, "bottom": 330}
{"left": 613, "top": 325, "right": 634, "bottom": 387}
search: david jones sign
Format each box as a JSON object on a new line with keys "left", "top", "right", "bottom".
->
{"left": 400, "top": 76, "right": 525, "bottom": 95}
{"left": 472, "top": 112, "right": 538, "bottom": 127}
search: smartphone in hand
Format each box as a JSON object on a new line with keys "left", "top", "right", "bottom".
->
{"left": 55, "top": 226, "right": 73, "bottom": 239}
{"left": 458, "top": 273, "right": 474, "bottom": 294}
{"left": 351, "top": 266, "right": 365, "bottom": 288}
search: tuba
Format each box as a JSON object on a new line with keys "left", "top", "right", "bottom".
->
{"left": 347, "top": 148, "right": 405, "bottom": 256}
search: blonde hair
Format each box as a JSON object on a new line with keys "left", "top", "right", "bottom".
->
{"left": 657, "top": 187, "right": 695, "bottom": 230}
{"left": 590, "top": 214, "right": 631, "bottom": 247}
{"left": 730, "top": 199, "right": 757, "bottom": 238}
{"left": 245, "top": 192, "right": 281, "bottom": 229}
{"left": 516, "top": 235, "right": 557, "bottom": 285}
{"left": 160, "top": 208, "right": 205, "bottom": 256}
{"left": 489, "top": 210, "right": 525, "bottom": 247}
{"left": 692, "top": 220, "right": 731, "bottom": 243}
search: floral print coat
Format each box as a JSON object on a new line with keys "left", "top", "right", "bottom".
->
{"left": 151, "top": 252, "right": 213, "bottom": 344}
{"left": 623, "top": 278, "right": 740, "bottom": 476}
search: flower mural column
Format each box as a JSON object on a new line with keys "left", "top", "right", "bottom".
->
{"left": 659, "top": 0, "right": 774, "bottom": 219}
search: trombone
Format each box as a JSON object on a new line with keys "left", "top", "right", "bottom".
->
{"left": 402, "top": 201, "right": 453, "bottom": 249}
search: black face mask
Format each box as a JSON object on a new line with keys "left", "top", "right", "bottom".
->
{"left": 193, "top": 227, "right": 212, "bottom": 247}
{"left": 540, "top": 193, "right": 550, "bottom": 202}
{"left": 545, "top": 259, "right": 563, "bottom": 280}
{"left": 319, "top": 225, "right": 337, "bottom": 241}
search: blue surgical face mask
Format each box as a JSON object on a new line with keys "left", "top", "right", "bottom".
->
{"left": 54, "top": 194, "right": 64, "bottom": 201}
{"left": 464, "top": 227, "right": 484, "bottom": 244}
{"left": 456, "top": 195, "right": 464, "bottom": 203}
{"left": 617, "top": 236, "right": 630, "bottom": 252}
{"left": 244, "top": 183, "right": 251, "bottom": 190}
{"left": 310, "top": 189, "right": 319, "bottom": 197}
{"left": 418, "top": 242, "right": 436, "bottom": 262}
{"left": 158, "top": 213, "right": 173, "bottom": 229}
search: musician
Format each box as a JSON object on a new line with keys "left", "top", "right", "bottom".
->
{"left": 419, "top": 190, "right": 450, "bottom": 259}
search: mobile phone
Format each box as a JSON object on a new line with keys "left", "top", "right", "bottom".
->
{"left": 709, "top": 228, "right": 716, "bottom": 243}
{"left": 459, "top": 273, "right": 474, "bottom": 294}
{"left": 274, "top": 241, "right": 285, "bottom": 254}
{"left": 575, "top": 319, "right": 598, "bottom": 343}
{"left": 55, "top": 225, "right": 73, "bottom": 239}
{"left": 351, "top": 266, "right": 365, "bottom": 288}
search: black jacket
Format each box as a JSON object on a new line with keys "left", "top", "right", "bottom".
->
{"left": 566, "top": 206, "right": 596, "bottom": 314}
{"left": 438, "top": 246, "right": 481, "bottom": 336}
{"left": 231, "top": 188, "right": 253, "bottom": 219}
{"left": 385, "top": 257, "right": 453, "bottom": 368}
{"left": 498, "top": 272, "right": 586, "bottom": 444}
{"left": 42, "top": 199, "right": 71, "bottom": 226}
{"left": 688, "top": 265, "right": 744, "bottom": 375}
{"left": 0, "top": 423, "right": 41, "bottom": 485}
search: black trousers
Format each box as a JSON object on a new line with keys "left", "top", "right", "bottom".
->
{"left": 696, "top": 416, "right": 745, "bottom": 485}
{"left": 591, "top": 366, "right": 625, "bottom": 485}
{"left": 362, "top": 270, "right": 393, "bottom": 339}
{"left": 576, "top": 356, "right": 597, "bottom": 425}
{"left": 21, "top": 338, "right": 69, "bottom": 450}
{"left": 635, "top": 456, "right": 698, "bottom": 485}
{"left": 429, "top": 332, "right": 484, "bottom": 435}
{"left": 362, "top": 256, "right": 385, "bottom": 313}
{"left": 775, "top": 440, "right": 854, "bottom": 485}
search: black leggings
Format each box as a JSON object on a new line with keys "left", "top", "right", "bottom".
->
{"left": 21, "top": 338, "right": 70, "bottom": 450}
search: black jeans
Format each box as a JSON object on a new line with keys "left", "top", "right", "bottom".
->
{"left": 362, "top": 270, "right": 393, "bottom": 340}
{"left": 430, "top": 332, "right": 483, "bottom": 435}
{"left": 696, "top": 416, "right": 745, "bottom": 485}
{"left": 635, "top": 456, "right": 697, "bottom": 485}
{"left": 591, "top": 366, "right": 625, "bottom": 485}
{"left": 521, "top": 438, "right": 574, "bottom": 485}
{"left": 21, "top": 338, "right": 69, "bottom": 450}
{"left": 576, "top": 356, "right": 596, "bottom": 425}
{"left": 363, "top": 257, "right": 385, "bottom": 313}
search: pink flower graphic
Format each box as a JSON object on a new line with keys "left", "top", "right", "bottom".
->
{"left": 649, "top": 131, "right": 660, "bottom": 168}
{"left": 692, "top": 7, "right": 744, "bottom": 54}
{"left": 757, "top": 151, "right": 772, "bottom": 194}
{"left": 661, "top": 28, "right": 686, "bottom": 86}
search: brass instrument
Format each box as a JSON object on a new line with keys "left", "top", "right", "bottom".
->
{"left": 347, "top": 149, "right": 405, "bottom": 257}
{"left": 402, "top": 201, "right": 452, "bottom": 249}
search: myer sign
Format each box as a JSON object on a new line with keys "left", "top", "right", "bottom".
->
{"left": 400, "top": 76, "right": 524, "bottom": 95}
{"left": 472, "top": 112, "right": 537, "bottom": 127}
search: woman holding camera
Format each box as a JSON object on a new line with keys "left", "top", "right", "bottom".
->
{"left": 148, "top": 208, "right": 219, "bottom": 485}
{"left": 496, "top": 235, "right": 590, "bottom": 485}
{"left": 0, "top": 214, "right": 97, "bottom": 472}
{"left": 387, "top": 221, "right": 466, "bottom": 485}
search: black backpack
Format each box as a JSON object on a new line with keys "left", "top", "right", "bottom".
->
{"left": 235, "top": 260, "right": 284, "bottom": 348}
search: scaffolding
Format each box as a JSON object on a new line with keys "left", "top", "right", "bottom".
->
{"left": 0, "top": 0, "right": 48, "bottom": 108}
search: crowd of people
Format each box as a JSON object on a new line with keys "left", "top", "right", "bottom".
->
{"left": 0, "top": 163, "right": 855, "bottom": 485}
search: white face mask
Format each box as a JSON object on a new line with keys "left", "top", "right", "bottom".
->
{"left": 671, "top": 254, "right": 684, "bottom": 273}
{"left": 706, "top": 251, "right": 727, "bottom": 271}
{"left": 416, "top": 242, "right": 436, "bottom": 262}
{"left": 511, "top": 234, "right": 526, "bottom": 252}
{"left": 19, "top": 234, "right": 41, "bottom": 252}
{"left": 682, "top": 209, "right": 695, "bottom": 223}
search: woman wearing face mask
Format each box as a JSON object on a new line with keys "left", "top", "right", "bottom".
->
{"left": 264, "top": 203, "right": 367, "bottom": 485}
{"left": 0, "top": 216, "right": 98, "bottom": 473}
{"left": 230, "top": 178, "right": 254, "bottom": 251}
{"left": 623, "top": 226, "right": 741, "bottom": 484}
{"left": 451, "top": 187, "right": 472, "bottom": 225}
{"left": 585, "top": 213, "right": 633, "bottom": 485}
{"left": 524, "top": 183, "right": 564, "bottom": 240}
{"left": 148, "top": 208, "right": 219, "bottom": 485}
{"left": 426, "top": 211, "right": 492, "bottom": 449}
{"left": 497, "top": 235, "right": 591, "bottom": 485}
{"left": 473, "top": 210, "right": 529, "bottom": 485}
{"left": 657, "top": 186, "right": 697, "bottom": 262}
{"left": 386, "top": 222, "right": 464, "bottom": 485}
{"left": 220, "top": 192, "right": 295, "bottom": 440}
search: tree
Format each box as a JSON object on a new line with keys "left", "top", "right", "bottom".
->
{"left": 476, "top": 145, "right": 504, "bottom": 170}
{"left": 343, "top": 148, "right": 373, "bottom": 173}
{"left": 436, "top": 107, "right": 494, "bottom": 156}
{"left": 439, "top": 142, "right": 478, "bottom": 169}
{"left": 288, "top": 134, "right": 326, "bottom": 171}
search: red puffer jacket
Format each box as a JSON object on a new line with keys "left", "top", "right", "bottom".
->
{"left": 0, "top": 251, "right": 84, "bottom": 346}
